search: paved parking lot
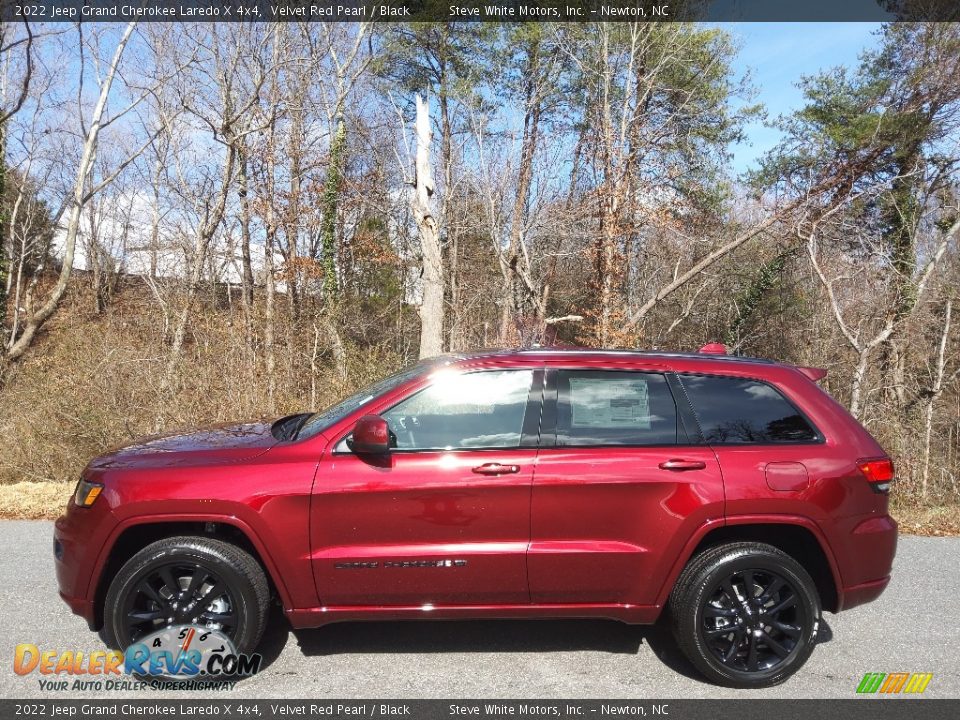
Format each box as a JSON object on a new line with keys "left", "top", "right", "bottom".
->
{"left": 1, "top": 521, "right": 957, "bottom": 698}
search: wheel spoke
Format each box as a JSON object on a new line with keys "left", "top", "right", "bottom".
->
{"left": 722, "top": 629, "right": 743, "bottom": 663}
{"left": 704, "top": 605, "right": 738, "bottom": 618}
{"left": 746, "top": 633, "right": 759, "bottom": 671}
{"left": 762, "top": 630, "right": 790, "bottom": 658}
{"left": 743, "top": 571, "right": 756, "bottom": 601}
{"left": 772, "top": 620, "right": 801, "bottom": 638}
{"left": 704, "top": 625, "right": 736, "bottom": 638}
{"left": 721, "top": 578, "right": 739, "bottom": 603}
{"left": 201, "top": 610, "right": 236, "bottom": 625}
{"left": 768, "top": 594, "right": 798, "bottom": 616}
{"left": 128, "top": 609, "right": 164, "bottom": 623}
{"left": 758, "top": 577, "right": 786, "bottom": 605}
{"left": 136, "top": 579, "right": 167, "bottom": 607}
{"left": 158, "top": 567, "right": 179, "bottom": 597}
{"left": 185, "top": 568, "right": 207, "bottom": 599}
{"left": 196, "top": 581, "right": 225, "bottom": 609}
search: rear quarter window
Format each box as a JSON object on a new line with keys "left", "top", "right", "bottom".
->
{"left": 679, "top": 374, "right": 820, "bottom": 445}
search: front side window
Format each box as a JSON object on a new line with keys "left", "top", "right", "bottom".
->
{"left": 383, "top": 370, "right": 533, "bottom": 450}
{"left": 555, "top": 370, "right": 680, "bottom": 446}
{"left": 680, "top": 375, "right": 819, "bottom": 445}
{"left": 296, "top": 364, "right": 426, "bottom": 440}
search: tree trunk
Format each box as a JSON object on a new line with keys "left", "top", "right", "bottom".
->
{"left": 320, "top": 116, "right": 345, "bottom": 302}
{"left": 264, "top": 222, "right": 277, "bottom": 409}
{"left": 413, "top": 94, "right": 444, "bottom": 359}
{"left": 237, "top": 148, "right": 255, "bottom": 309}
{"left": 922, "top": 300, "right": 952, "bottom": 499}
{"left": 438, "top": 91, "right": 459, "bottom": 351}
{"left": 499, "top": 41, "right": 543, "bottom": 346}
{"left": 0, "top": 124, "right": 8, "bottom": 350}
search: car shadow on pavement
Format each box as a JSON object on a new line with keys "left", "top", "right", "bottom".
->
{"left": 254, "top": 609, "right": 835, "bottom": 685}
{"left": 255, "top": 614, "right": 700, "bottom": 682}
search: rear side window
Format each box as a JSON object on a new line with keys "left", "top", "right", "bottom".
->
{"left": 680, "top": 375, "right": 819, "bottom": 445}
{"left": 555, "top": 370, "right": 680, "bottom": 446}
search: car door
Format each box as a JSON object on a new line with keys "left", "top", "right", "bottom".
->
{"left": 528, "top": 367, "right": 725, "bottom": 605}
{"left": 311, "top": 368, "right": 542, "bottom": 606}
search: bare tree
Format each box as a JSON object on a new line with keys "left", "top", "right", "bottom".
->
{"left": 807, "top": 214, "right": 958, "bottom": 418}
{"left": 6, "top": 22, "right": 145, "bottom": 361}
{"left": 411, "top": 94, "right": 443, "bottom": 359}
{"left": 163, "top": 24, "right": 276, "bottom": 380}
{"left": 921, "top": 299, "right": 957, "bottom": 497}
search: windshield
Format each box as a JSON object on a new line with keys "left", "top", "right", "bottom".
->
{"left": 295, "top": 363, "right": 428, "bottom": 440}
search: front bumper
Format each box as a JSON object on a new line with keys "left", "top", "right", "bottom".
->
{"left": 54, "top": 499, "right": 113, "bottom": 630}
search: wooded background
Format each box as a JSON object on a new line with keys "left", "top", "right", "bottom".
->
{"left": 0, "top": 21, "right": 958, "bottom": 526}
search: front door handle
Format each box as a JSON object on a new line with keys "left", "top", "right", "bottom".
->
{"left": 472, "top": 463, "right": 521, "bottom": 476}
{"left": 659, "top": 459, "right": 707, "bottom": 471}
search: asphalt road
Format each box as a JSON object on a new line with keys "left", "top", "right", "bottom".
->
{"left": 1, "top": 521, "right": 957, "bottom": 699}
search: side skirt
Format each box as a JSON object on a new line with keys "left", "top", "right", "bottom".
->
{"left": 286, "top": 603, "right": 662, "bottom": 628}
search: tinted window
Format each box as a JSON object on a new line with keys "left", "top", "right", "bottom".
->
{"left": 556, "top": 371, "right": 679, "bottom": 446}
{"left": 383, "top": 370, "right": 533, "bottom": 450}
{"left": 681, "top": 375, "right": 819, "bottom": 444}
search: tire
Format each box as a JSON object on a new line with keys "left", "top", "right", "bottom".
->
{"left": 103, "top": 536, "right": 270, "bottom": 655}
{"left": 668, "top": 541, "right": 821, "bottom": 688}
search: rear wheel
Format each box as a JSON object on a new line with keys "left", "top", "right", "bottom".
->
{"left": 103, "top": 536, "right": 269, "bottom": 654}
{"left": 669, "top": 541, "right": 821, "bottom": 687}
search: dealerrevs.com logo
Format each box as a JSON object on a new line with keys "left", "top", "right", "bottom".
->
{"left": 14, "top": 625, "right": 261, "bottom": 691}
{"left": 856, "top": 672, "right": 934, "bottom": 694}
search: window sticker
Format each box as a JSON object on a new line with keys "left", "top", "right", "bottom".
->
{"left": 569, "top": 378, "right": 651, "bottom": 429}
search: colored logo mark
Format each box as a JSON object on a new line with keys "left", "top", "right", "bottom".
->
{"left": 857, "top": 672, "right": 933, "bottom": 694}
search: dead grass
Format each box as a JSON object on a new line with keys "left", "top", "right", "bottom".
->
{"left": 890, "top": 503, "right": 960, "bottom": 536}
{"left": 0, "top": 481, "right": 71, "bottom": 520}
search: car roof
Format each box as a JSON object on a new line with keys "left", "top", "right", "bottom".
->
{"left": 447, "top": 347, "right": 775, "bottom": 366}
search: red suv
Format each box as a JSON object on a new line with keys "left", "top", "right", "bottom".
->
{"left": 55, "top": 347, "right": 897, "bottom": 687}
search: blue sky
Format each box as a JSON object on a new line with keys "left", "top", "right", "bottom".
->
{"left": 724, "top": 23, "right": 883, "bottom": 174}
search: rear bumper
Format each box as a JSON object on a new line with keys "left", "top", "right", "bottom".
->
{"left": 838, "top": 575, "right": 891, "bottom": 611}
{"left": 833, "top": 513, "right": 897, "bottom": 611}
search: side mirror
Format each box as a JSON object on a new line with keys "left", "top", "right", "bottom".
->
{"left": 349, "top": 415, "right": 391, "bottom": 454}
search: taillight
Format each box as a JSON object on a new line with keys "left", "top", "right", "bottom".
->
{"left": 858, "top": 458, "right": 894, "bottom": 494}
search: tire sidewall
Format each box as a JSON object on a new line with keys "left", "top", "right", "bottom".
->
{"left": 105, "top": 542, "right": 262, "bottom": 655}
{"left": 685, "top": 550, "right": 821, "bottom": 687}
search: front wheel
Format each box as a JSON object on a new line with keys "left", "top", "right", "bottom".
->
{"left": 668, "top": 541, "right": 821, "bottom": 688}
{"left": 103, "top": 536, "right": 270, "bottom": 655}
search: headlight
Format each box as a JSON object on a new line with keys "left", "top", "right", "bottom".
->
{"left": 73, "top": 479, "right": 103, "bottom": 507}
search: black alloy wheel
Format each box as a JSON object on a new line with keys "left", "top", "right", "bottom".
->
{"left": 121, "top": 562, "right": 239, "bottom": 644}
{"left": 669, "top": 541, "right": 821, "bottom": 687}
{"left": 104, "top": 536, "right": 269, "bottom": 654}
{"left": 700, "top": 568, "right": 805, "bottom": 673}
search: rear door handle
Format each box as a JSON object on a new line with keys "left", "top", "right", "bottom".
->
{"left": 659, "top": 459, "right": 707, "bottom": 471}
{"left": 472, "top": 463, "right": 521, "bottom": 476}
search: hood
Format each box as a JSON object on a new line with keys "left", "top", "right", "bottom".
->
{"left": 88, "top": 420, "right": 279, "bottom": 470}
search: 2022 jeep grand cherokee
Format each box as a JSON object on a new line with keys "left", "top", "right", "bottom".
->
{"left": 55, "top": 346, "right": 897, "bottom": 687}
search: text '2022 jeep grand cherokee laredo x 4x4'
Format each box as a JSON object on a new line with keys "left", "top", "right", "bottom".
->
{"left": 55, "top": 346, "right": 897, "bottom": 687}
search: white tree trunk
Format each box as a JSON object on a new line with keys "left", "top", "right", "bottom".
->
{"left": 413, "top": 94, "right": 444, "bottom": 359}
{"left": 922, "top": 300, "right": 953, "bottom": 499}
{"left": 6, "top": 22, "right": 137, "bottom": 360}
